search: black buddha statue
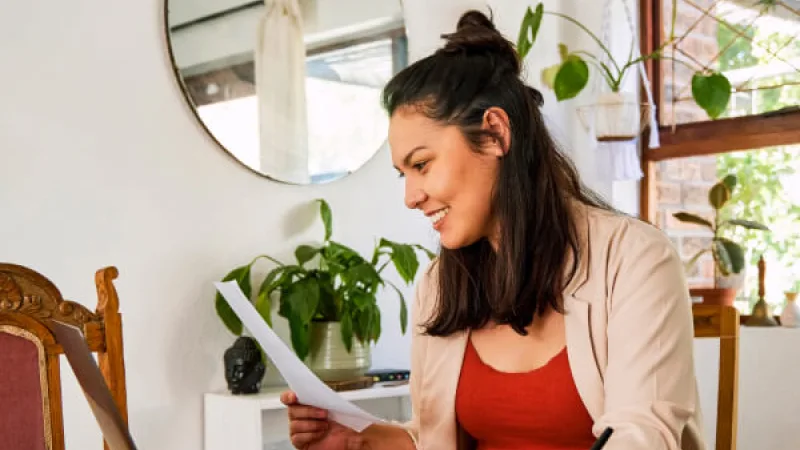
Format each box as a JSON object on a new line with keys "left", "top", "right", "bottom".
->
{"left": 224, "top": 336, "right": 266, "bottom": 394}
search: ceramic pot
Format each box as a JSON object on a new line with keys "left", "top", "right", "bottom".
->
{"left": 689, "top": 287, "right": 738, "bottom": 306}
{"left": 780, "top": 292, "right": 800, "bottom": 328}
{"left": 305, "top": 321, "right": 371, "bottom": 382}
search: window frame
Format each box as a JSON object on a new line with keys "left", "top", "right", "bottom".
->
{"left": 638, "top": 0, "right": 800, "bottom": 222}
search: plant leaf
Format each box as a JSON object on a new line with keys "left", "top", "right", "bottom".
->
{"left": 288, "top": 317, "right": 310, "bottom": 361}
{"left": 413, "top": 244, "right": 437, "bottom": 261}
{"left": 726, "top": 219, "right": 769, "bottom": 231}
{"left": 295, "top": 245, "right": 320, "bottom": 266}
{"left": 351, "top": 291, "right": 376, "bottom": 312}
{"left": 325, "top": 241, "right": 365, "bottom": 265}
{"left": 340, "top": 313, "right": 354, "bottom": 353}
{"left": 554, "top": 55, "right": 589, "bottom": 101}
{"left": 691, "top": 72, "right": 731, "bottom": 119}
{"left": 285, "top": 277, "right": 320, "bottom": 324}
{"left": 386, "top": 280, "right": 408, "bottom": 335}
{"left": 254, "top": 290, "right": 272, "bottom": 327}
{"left": 390, "top": 243, "right": 419, "bottom": 284}
{"left": 708, "top": 182, "right": 731, "bottom": 209}
{"left": 516, "top": 3, "right": 543, "bottom": 60}
{"left": 684, "top": 248, "right": 710, "bottom": 273}
{"left": 215, "top": 265, "right": 252, "bottom": 335}
{"left": 370, "top": 305, "right": 382, "bottom": 343}
{"left": 541, "top": 63, "right": 560, "bottom": 89}
{"left": 259, "top": 265, "right": 303, "bottom": 302}
{"left": 722, "top": 174, "right": 737, "bottom": 191}
{"left": 557, "top": 43, "right": 569, "bottom": 61}
{"left": 712, "top": 239, "right": 731, "bottom": 276}
{"left": 317, "top": 198, "right": 333, "bottom": 241}
{"left": 672, "top": 212, "right": 713, "bottom": 229}
{"left": 714, "top": 237, "right": 745, "bottom": 275}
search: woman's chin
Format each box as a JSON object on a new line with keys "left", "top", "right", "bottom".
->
{"left": 438, "top": 232, "right": 479, "bottom": 250}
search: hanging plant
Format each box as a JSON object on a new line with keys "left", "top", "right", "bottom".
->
{"left": 517, "top": 1, "right": 733, "bottom": 120}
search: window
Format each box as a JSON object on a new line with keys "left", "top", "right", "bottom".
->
{"left": 641, "top": 0, "right": 800, "bottom": 313}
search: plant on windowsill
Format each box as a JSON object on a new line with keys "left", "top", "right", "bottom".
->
{"left": 516, "top": 1, "right": 735, "bottom": 141}
{"left": 214, "top": 199, "right": 435, "bottom": 382}
{"left": 672, "top": 174, "right": 770, "bottom": 306}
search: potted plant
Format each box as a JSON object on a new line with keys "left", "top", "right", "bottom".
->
{"left": 672, "top": 174, "right": 770, "bottom": 305}
{"left": 214, "top": 199, "right": 435, "bottom": 382}
{"left": 517, "top": 2, "right": 734, "bottom": 140}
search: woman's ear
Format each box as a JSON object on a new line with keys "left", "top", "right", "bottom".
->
{"left": 482, "top": 107, "right": 511, "bottom": 158}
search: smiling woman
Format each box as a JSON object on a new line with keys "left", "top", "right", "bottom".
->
{"left": 281, "top": 8, "right": 707, "bottom": 450}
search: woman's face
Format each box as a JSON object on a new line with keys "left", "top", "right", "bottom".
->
{"left": 389, "top": 107, "right": 508, "bottom": 249}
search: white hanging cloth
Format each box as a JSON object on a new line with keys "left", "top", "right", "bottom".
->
{"left": 589, "top": 0, "right": 660, "bottom": 182}
{"left": 255, "top": 0, "right": 310, "bottom": 184}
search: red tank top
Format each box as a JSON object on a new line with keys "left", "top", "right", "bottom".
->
{"left": 455, "top": 339, "right": 597, "bottom": 450}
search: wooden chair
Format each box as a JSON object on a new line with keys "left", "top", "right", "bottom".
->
{"left": 0, "top": 264, "right": 128, "bottom": 450}
{"left": 693, "top": 304, "right": 740, "bottom": 450}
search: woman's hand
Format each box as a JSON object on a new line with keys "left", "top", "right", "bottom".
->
{"left": 281, "top": 390, "right": 370, "bottom": 450}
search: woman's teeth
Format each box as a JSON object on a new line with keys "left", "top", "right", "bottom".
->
{"left": 431, "top": 208, "right": 449, "bottom": 224}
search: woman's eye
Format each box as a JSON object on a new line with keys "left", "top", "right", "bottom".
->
{"left": 412, "top": 161, "right": 428, "bottom": 171}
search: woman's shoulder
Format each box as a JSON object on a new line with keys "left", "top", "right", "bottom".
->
{"left": 584, "top": 204, "right": 676, "bottom": 255}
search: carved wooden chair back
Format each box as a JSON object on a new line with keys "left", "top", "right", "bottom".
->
{"left": 0, "top": 264, "right": 127, "bottom": 450}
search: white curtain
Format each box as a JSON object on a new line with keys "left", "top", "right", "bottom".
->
{"left": 255, "top": 0, "right": 310, "bottom": 184}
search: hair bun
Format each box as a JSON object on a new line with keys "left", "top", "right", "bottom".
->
{"left": 439, "top": 10, "right": 520, "bottom": 76}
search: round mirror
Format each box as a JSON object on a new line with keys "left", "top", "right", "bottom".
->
{"left": 165, "top": 1, "right": 407, "bottom": 184}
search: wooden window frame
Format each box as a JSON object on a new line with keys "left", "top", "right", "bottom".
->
{"left": 638, "top": 0, "right": 800, "bottom": 222}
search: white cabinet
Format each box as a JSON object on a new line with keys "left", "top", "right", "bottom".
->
{"left": 204, "top": 384, "right": 411, "bottom": 450}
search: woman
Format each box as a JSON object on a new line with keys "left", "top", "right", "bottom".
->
{"left": 281, "top": 10, "right": 705, "bottom": 450}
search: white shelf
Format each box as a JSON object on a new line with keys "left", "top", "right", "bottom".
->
{"left": 204, "top": 383, "right": 412, "bottom": 450}
{"left": 204, "top": 382, "right": 410, "bottom": 410}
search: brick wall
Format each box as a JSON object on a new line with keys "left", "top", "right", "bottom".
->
{"left": 655, "top": 0, "right": 720, "bottom": 287}
{"left": 660, "top": 0, "right": 719, "bottom": 126}
{"left": 656, "top": 157, "right": 719, "bottom": 287}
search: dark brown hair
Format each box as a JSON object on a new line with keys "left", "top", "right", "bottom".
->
{"left": 382, "top": 10, "right": 613, "bottom": 336}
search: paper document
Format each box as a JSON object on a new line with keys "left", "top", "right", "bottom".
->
{"left": 214, "top": 281, "right": 382, "bottom": 432}
{"left": 50, "top": 320, "right": 137, "bottom": 450}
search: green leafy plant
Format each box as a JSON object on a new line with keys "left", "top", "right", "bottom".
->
{"left": 672, "top": 174, "right": 770, "bottom": 282}
{"left": 516, "top": 1, "right": 734, "bottom": 118}
{"left": 214, "top": 199, "right": 435, "bottom": 361}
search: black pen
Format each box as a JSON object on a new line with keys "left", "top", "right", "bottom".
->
{"left": 589, "top": 427, "right": 614, "bottom": 450}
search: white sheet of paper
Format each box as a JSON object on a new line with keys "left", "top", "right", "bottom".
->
{"left": 214, "top": 280, "right": 381, "bottom": 432}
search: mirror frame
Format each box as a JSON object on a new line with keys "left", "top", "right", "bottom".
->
{"left": 162, "top": 1, "right": 408, "bottom": 184}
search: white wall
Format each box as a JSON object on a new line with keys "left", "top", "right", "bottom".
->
{"left": 0, "top": 0, "right": 629, "bottom": 449}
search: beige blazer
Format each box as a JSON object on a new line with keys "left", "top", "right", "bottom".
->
{"left": 403, "top": 203, "right": 706, "bottom": 450}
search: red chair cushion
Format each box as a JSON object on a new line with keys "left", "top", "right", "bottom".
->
{"left": 0, "top": 330, "right": 47, "bottom": 450}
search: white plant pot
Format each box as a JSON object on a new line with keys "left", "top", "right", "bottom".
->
{"left": 577, "top": 92, "right": 647, "bottom": 142}
{"left": 715, "top": 264, "right": 747, "bottom": 290}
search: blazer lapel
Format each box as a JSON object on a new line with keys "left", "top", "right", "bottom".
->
{"left": 564, "top": 294, "right": 605, "bottom": 420}
{"left": 420, "top": 329, "right": 468, "bottom": 448}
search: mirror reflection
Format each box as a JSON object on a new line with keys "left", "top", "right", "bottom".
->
{"left": 166, "top": 1, "right": 407, "bottom": 184}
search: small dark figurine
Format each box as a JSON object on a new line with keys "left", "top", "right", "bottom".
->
{"left": 224, "top": 336, "right": 266, "bottom": 395}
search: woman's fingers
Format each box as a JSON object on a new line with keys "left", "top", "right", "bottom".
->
{"left": 291, "top": 431, "right": 327, "bottom": 448}
{"left": 289, "top": 418, "right": 328, "bottom": 435}
{"left": 288, "top": 405, "right": 328, "bottom": 420}
{"left": 280, "top": 390, "right": 297, "bottom": 405}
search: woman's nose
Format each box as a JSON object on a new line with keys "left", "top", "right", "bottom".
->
{"left": 405, "top": 186, "right": 427, "bottom": 210}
